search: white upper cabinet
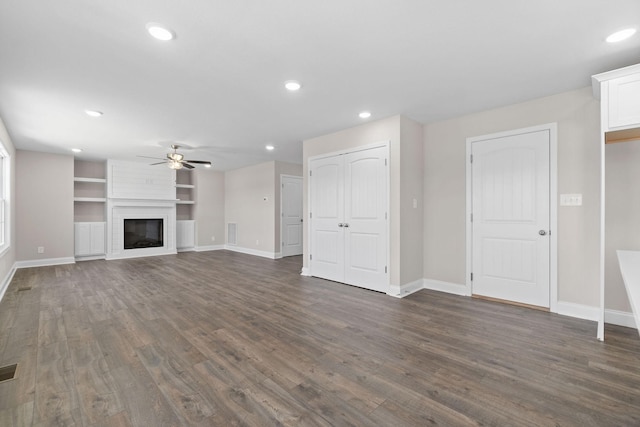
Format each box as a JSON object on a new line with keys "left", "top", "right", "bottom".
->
{"left": 593, "top": 63, "right": 640, "bottom": 132}
{"left": 608, "top": 73, "right": 640, "bottom": 129}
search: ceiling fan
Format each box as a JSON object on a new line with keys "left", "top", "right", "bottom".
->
{"left": 139, "top": 144, "right": 212, "bottom": 170}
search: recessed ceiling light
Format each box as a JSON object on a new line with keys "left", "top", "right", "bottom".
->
{"left": 284, "top": 80, "right": 302, "bottom": 91}
{"left": 265, "top": 144, "right": 275, "bottom": 151}
{"left": 359, "top": 111, "right": 372, "bottom": 119}
{"left": 606, "top": 28, "right": 637, "bottom": 43}
{"left": 85, "top": 110, "right": 103, "bottom": 117}
{"left": 146, "top": 23, "right": 175, "bottom": 41}
{"left": 204, "top": 164, "right": 212, "bottom": 168}
{"left": 71, "top": 148, "right": 82, "bottom": 153}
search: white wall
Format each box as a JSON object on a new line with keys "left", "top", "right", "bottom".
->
{"left": 605, "top": 139, "right": 640, "bottom": 312}
{"left": 423, "top": 86, "right": 601, "bottom": 308}
{"left": 194, "top": 169, "right": 225, "bottom": 248}
{"left": 16, "top": 150, "right": 74, "bottom": 261}
{"left": 0, "top": 117, "right": 16, "bottom": 292}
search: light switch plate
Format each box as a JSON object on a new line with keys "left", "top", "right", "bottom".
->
{"left": 560, "top": 193, "right": 582, "bottom": 206}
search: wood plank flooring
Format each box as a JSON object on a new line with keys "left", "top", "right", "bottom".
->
{"left": 0, "top": 250, "right": 639, "bottom": 426}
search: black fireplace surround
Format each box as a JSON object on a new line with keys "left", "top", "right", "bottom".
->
{"left": 124, "top": 218, "right": 163, "bottom": 249}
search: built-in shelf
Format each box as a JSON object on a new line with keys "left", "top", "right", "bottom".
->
{"left": 74, "top": 177, "right": 107, "bottom": 183}
{"left": 176, "top": 200, "right": 195, "bottom": 205}
{"left": 175, "top": 184, "right": 195, "bottom": 189}
{"left": 74, "top": 197, "right": 107, "bottom": 203}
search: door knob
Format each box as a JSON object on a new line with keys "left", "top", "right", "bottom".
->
{"left": 338, "top": 223, "right": 344, "bottom": 227}
{"left": 343, "top": 223, "right": 349, "bottom": 228}
{"left": 539, "top": 230, "right": 547, "bottom": 236}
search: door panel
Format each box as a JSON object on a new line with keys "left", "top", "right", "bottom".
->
{"left": 281, "top": 176, "right": 303, "bottom": 256}
{"left": 472, "top": 130, "right": 550, "bottom": 307}
{"left": 344, "top": 147, "right": 388, "bottom": 291}
{"left": 310, "top": 156, "right": 345, "bottom": 282}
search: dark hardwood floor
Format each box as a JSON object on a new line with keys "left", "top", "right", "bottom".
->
{"left": 0, "top": 251, "right": 639, "bottom": 426}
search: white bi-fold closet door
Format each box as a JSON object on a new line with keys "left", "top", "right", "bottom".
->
{"left": 309, "top": 145, "right": 388, "bottom": 293}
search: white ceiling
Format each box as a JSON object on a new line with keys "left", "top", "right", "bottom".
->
{"left": 0, "top": 1, "right": 639, "bottom": 170}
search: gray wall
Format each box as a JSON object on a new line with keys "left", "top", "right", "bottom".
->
{"left": 194, "top": 168, "right": 225, "bottom": 248}
{"left": 16, "top": 150, "right": 74, "bottom": 261}
{"left": 423, "top": 86, "right": 601, "bottom": 308}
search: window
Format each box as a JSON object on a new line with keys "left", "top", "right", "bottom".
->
{"left": 0, "top": 141, "right": 10, "bottom": 255}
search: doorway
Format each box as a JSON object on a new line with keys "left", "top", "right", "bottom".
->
{"left": 466, "top": 124, "right": 558, "bottom": 309}
{"left": 280, "top": 175, "right": 303, "bottom": 257}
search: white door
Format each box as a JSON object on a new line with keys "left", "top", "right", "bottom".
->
{"left": 281, "top": 175, "right": 303, "bottom": 257}
{"left": 343, "top": 147, "right": 388, "bottom": 291}
{"left": 310, "top": 155, "right": 345, "bottom": 282}
{"left": 472, "top": 129, "right": 550, "bottom": 307}
{"left": 310, "top": 145, "right": 388, "bottom": 292}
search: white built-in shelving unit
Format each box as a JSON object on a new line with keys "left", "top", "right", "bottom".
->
{"left": 175, "top": 169, "right": 196, "bottom": 250}
{"left": 74, "top": 160, "right": 107, "bottom": 258}
{"left": 592, "top": 63, "right": 640, "bottom": 341}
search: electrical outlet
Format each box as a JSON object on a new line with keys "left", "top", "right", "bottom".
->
{"left": 37, "top": 246, "right": 44, "bottom": 254}
{"left": 211, "top": 235, "right": 216, "bottom": 242}
{"left": 256, "top": 240, "right": 260, "bottom": 245}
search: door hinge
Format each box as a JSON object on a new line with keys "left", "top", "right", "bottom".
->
{"left": 310, "top": 170, "right": 312, "bottom": 177}
{"left": 385, "top": 158, "right": 388, "bottom": 166}
{"left": 470, "top": 213, "right": 473, "bottom": 222}
{"left": 282, "top": 183, "right": 284, "bottom": 188}
{"left": 310, "top": 254, "right": 313, "bottom": 260}
{"left": 310, "top": 212, "right": 312, "bottom": 219}
{"left": 470, "top": 272, "right": 473, "bottom": 281}
{"left": 470, "top": 154, "right": 473, "bottom": 163}
{"left": 385, "top": 266, "right": 388, "bottom": 273}
{"left": 282, "top": 241, "right": 284, "bottom": 246}
{"left": 385, "top": 212, "right": 388, "bottom": 220}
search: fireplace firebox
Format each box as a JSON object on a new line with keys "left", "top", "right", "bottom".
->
{"left": 124, "top": 219, "right": 163, "bottom": 249}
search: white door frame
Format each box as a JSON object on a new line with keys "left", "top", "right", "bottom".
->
{"left": 307, "top": 140, "right": 390, "bottom": 288}
{"left": 280, "top": 174, "right": 303, "bottom": 257}
{"left": 465, "top": 123, "right": 558, "bottom": 313}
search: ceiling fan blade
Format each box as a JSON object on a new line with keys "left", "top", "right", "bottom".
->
{"left": 182, "top": 162, "right": 195, "bottom": 169}
{"left": 150, "top": 162, "right": 167, "bottom": 165}
{"left": 137, "top": 155, "right": 166, "bottom": 160}
{"left": 185, "top": 160, "right": 212, "bottom": 165}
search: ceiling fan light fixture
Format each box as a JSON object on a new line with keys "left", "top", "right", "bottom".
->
{"left": 168, "top": 159, "right": 183, "bottom": 170}
{"left": 204, "top": 164, "right": 212, "bottom": 168}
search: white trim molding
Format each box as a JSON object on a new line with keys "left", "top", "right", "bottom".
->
{"left": 15, "top": 257, "right": 76, "bottom": 269}
{"left": 195, "top": 245, "right": 225, "bottom": 252}
{"left": 423, "top": 279, "right": 469, "bottom": 296}
{"left": 224, "top": 245, "right": 279, "bottom": 260}
{"left": 300, "top": 267, "right": 310, "bottom": 276}
{"left": 556, "top": 301, "right": 599, "bottom": 322}
{"left": 605, "top": 309, "right": 637, "bottom": 329}
{"left": 388, "top": 279, "right": 424, "bottom": 298}
{"left": 0, "top": 262, "right": 17, "bottom": 304}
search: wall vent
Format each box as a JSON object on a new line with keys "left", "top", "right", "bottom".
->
{"left": 227, "top": 223, "right": 237, "bottom": 245}
{"left": 0, "top": 364, "right": 17, "bottom": 382}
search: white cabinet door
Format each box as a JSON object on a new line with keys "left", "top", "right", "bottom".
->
{"left": 608, "top": 73, "right": 640, "bottom": 129}
{"left": 75, "top": 222, "right": 106, "bottom": 256}
{"left": 310, "top": 145, "right": 388, "bottom": 292}
{"left": 176, "top": 220, "right": 195, "bottom": 249}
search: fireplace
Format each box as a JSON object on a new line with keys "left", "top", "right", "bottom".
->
{"left": 124, "top": 218, "right": 163, "bottom": 249}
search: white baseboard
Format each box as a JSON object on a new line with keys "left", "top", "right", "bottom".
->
{"left": 388, "top": 279, "right": 424, "bottom": 298}
{"left": 195, "top": 244, "right": 225, "bottom": 252}
{"left": 423, "top": 278, "right": 469, "bottom": 296}
{"left": 15, "top": 257, "right": 76, "bottom": 269}
{"left": 0, "top": 262, "right": 18, "bottom": 304}
{"left": 300, "top": 267, "right": 310, "bottom": 276}
{"left": 75, "top": 255, "right": 106, "bottom": 262}
{"left": 605, "top": 309, "right": 637, "bottom": 329}
{"left": 177, "top": 247, "right": 196, "bottom": 253}
{"left": 224, "top": 245, "right": 278, "bottom": 260}
{"left": 555, "top": 301, "right": 599, "bottom": 322}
